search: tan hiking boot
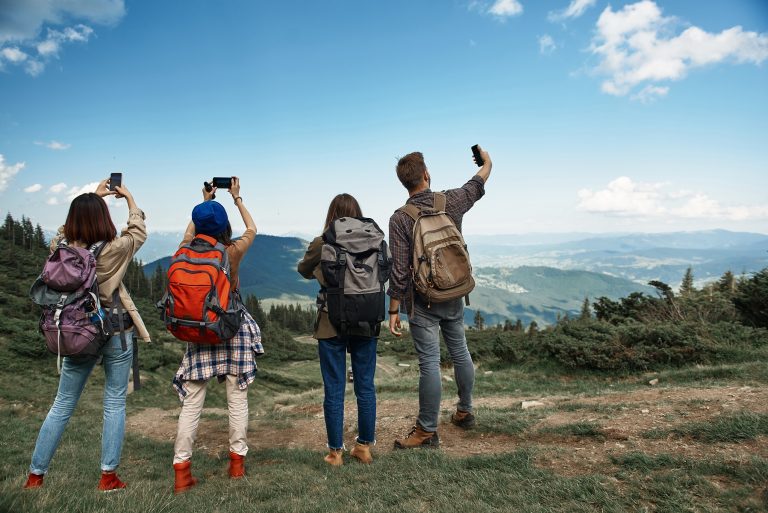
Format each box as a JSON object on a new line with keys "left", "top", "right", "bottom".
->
{"left": 324, "top": 449, "right": 343, "bottom": 466}
{"left": 350, "top": 442, "right": 373, "bottom": 464}
{"left": 393, "top": 425, "right": 440, "bottom": 449}
{"left": 451, "top": 410, "right": 476, "bottom": 429}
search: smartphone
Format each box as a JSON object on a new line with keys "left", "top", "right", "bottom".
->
{"left": 211, "top": 177, "right": 233, "bottom": 189}
{"left": 471, "top": 145, "right": 484, "bottom": 167}
{"left": 109, "top": 172, "right": 122, "bottom": 191}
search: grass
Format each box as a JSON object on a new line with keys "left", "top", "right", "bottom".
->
{"left": 643, "top": 412, "right": 768, "bottom": 443}
{"left": 2, "top": 333, "right": 768, "bottom": 512}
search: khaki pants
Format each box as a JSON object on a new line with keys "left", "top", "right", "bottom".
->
{"left": 173, "top": 375, "right": 248, "bottom": 464}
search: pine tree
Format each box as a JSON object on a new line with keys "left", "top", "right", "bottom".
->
{"left": 580, "top": 296, "right": 591, "bottom": 320}
{"left": 680, "top": 267, "right": 695, "bottom": 296}
{"left": 514, "top": 319, "right": 523, "bottom": 332}
{"left": 527, "top": 320, "right": 538, "bottom": 336}
{"left": 473, "top": 310, "right": 485, "bottom": 331}
{"left": 503, "top": 319, "right": 513, "bottom": 331}
{"left": 718, "top": 270, "right": 735, "bottom": 295}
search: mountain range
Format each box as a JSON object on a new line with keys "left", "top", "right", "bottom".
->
{"left": 141, "top": 229, "right": 767, "bottom": 326}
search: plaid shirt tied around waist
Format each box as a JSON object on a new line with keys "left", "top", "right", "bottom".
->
{"left": 172, "top": 309, "right": 264, "bottom": 400}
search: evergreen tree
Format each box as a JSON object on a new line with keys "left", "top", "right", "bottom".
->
{"left": 514, "top": 319, "right": 523, "bottom": 332}
{"left": 579, "top": 296, "right": 591, "bottom": 320}
{"left": 717, "top": 270, "right": 736, "bottom": 295}
{"left": 473, "top": 310, "right": 485, "bottom": 331}
{"left": 34, "top": 224, "right": 46, "bottom": 249}
{"left": 680, "top": 267, "right": 695, "bottom": 296}
{"left": 503, "top": 319, "right": 513, "bottom": 331}
{"left": 527, "top": 320, "right": 538, "bottom": 336}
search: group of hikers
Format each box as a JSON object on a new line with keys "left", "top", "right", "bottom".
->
{"left": 22, "top": 145, "right": 493, "bottom": 493}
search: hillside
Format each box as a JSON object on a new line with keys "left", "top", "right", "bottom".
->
{"left": 469, "top": 266, "right": 655, "bottom": 326}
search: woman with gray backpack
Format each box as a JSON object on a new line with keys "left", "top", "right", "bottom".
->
{"left": 24, "top": 178, "right": 148, "bottom": 491}
{"left": 298, "top": 194, "right": 391, "bottom": 465}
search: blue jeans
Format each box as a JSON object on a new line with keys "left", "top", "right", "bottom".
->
{"left": 409, "top": 298, "right": 474, "bottom": 432}
{"left": 318, "top": 336, "right": 377, "bottom": 449}
{"left": 30, "top": 333, "right": 134, "bottom": 475}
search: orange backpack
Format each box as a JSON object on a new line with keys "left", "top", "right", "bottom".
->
{"left": 158, "top": 234, "right": 243, "bottom": 344}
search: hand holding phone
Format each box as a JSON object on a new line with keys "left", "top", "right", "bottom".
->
{"left": 109, "top": 172, "right": 122, "bottom": 191}
{"left": 471, "top": 145, "right": 484, "bottom": 167}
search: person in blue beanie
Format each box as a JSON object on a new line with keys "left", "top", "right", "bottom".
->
{"left": 169, "top": 177, "right": 264, "bottom": 492}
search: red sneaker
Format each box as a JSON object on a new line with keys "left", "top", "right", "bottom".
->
{"left": 23, "top": 473, "right": 44, "bottom": 489}
{"left": 98, "top": 471, "right": 127, "bottom": 491}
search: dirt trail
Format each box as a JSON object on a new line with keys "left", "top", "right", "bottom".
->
{"left": 128, "top": 384, "right": 768, "bottom": 475}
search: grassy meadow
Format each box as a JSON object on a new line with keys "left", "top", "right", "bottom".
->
{"left": 1, "top": 225, "right": 768, "bottom": 512}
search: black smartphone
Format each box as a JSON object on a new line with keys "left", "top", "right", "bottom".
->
{"left": 211, "top": 177, "right": 233, "bottom": 189}
{"left": 109, "top": 172, "right": 122, "bottom": 191}
{"left": 471, "top": 145, "right": 484, "bottom": 167}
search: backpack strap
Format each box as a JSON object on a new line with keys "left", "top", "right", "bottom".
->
{"left": 336, "top": 248, "right": 348, "bottom": 335}
{"left": 397, "top": 204, "right": 421, "bottom": 222}
{"left": 434, "top": 192, "right": 446, "bottom": 212}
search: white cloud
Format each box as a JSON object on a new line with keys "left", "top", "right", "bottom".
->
{"left": 1, "top": 46, "right": 28, "bottom": 62}
{"left": 24, "top": 183, "right": 42, "bottom": 193}
{"left": 35, "top": 140, "right": 71, "bottom": 150}
{"left": 0, "top": 1, "right": 124, "bottom": 76}
{"left": 0, "top": 154, "right": 26, "bottom": 192}
{"left": 630, "top": 84, "right": 669, "bottom": 103}
{"left": 539, "top": 34, "right": 557, "bottom": 55}
{"left": 0, "top": 0, "right": 124, "bottom": 43}
{"left": 488, "top": 0, "right": 523, "bottom": 19}
{"left": 590, "top": 0, "right": 768, "bottom": 99}
{"left": 549, "top": 0, "right": 597, "bottom": 22}
{"left": 66, "top": 182, "right": 99, "bottom": 200}
{"left": 46, "top": 197, "right": 59, "bottom": 205}
{"left": 49, "top": 182, "right": 67, "bottom": 193}
{"left": 578, "top": 176, "right": 666, "bottom": 217}
{"left": 578, "top": 177, "right": 768, "bottom": 221}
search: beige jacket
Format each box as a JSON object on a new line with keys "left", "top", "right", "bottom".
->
{"left": 52, "top": 207, "right": 151, "bottom": 342}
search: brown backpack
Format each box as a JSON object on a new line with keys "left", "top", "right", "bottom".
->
{"left": 399, "top": 192, "right": 475, "bottom": 306}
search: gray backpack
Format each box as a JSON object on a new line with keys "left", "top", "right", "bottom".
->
{"left": 320, "top": 217, "right": 392, "bottom": 337}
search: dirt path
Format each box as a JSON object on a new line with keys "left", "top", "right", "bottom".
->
{"left": 128, "top": 384, "right": 768, "bottom": 475}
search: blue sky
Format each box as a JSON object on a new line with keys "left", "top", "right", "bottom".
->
{"left": 1, "top": 0, "right": 767, "bottom": 236}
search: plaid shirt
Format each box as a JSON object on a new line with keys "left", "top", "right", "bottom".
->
{"left": 387, "top": 175, "right": 486, "bottom": 313}
{"left": 172, "top": 309, "right": 264, "bottom": 400}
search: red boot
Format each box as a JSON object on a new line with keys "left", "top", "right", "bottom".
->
{"left": 173, "top": 460, "right": 198, "bottom": 494}
{"left": 98, "top": 471, "right": 126, "bottom": 491}
{"left": 229, "top": 452, "right": 245, "bottom": 479}
{"left": 23, "top": 473, "right": 44, "bottom": 489}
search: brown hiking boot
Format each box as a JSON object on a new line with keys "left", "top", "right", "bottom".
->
{"left": 324, "top": 449, "right": 343, "bottom": 466}
{"left": 350, "top": 442, "right": 372, "bottom": 464}
{"left": 451, "top": 410, "right": 476, "bottom": 429}
{"left": 393, "top": 425, "right": 439, "bottom": 449}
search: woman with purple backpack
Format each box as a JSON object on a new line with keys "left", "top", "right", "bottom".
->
{"left": 24, "top": 178, "right": 149, "bottom": 492}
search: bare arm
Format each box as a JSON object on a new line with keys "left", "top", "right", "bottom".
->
{"left": 474, "top": 145, "right": 492, "bottom": 183}
{"left": 229, "top": 177, "right": 257, "bottom": 234}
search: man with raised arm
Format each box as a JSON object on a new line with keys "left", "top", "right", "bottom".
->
{"left": 388, "top": 146, "right": 492, "bottom": 449}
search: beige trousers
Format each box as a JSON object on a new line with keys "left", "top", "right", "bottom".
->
{"left": 173, "top": 375, "right": 248, "bottom": 464}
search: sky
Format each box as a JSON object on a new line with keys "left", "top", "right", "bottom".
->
{"left": 1, "top": 0, "right": 767, "bottom": 237}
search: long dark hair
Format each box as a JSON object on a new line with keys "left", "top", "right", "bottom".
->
{"left": 64, "top": 193, "right": 117, "bottom": 245}
{"left": 323, "top": 194, "right": 363, "bottom": 231}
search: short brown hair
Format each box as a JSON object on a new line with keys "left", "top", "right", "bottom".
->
{"left": 396, "top": 152, "right": 427, "bottom": 192}
{"left": 64, "top": 193, "right": 117, "bottom": 245}
{"left": 324, "top": 193, "right": 363, "bottom": 231}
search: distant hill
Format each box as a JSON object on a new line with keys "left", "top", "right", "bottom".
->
{"left": 141, "top": 230, "right": 767, "bottom": 326}
{"left": 471, "top": 230, "right": 768, "bottom": 289}
{"left": 467, "top": 266, "right": 655, "bottom": 326}
{"left": 142, "top": 234, "right": 318, "bottom": 300}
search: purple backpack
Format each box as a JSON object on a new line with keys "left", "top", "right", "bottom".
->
{"left": 29, "top": 240, "right": 113, "bottom": 372}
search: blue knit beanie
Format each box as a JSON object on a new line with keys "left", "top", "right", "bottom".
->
{"left": 191, "top": 201, "right": 229, "bottom": 236}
